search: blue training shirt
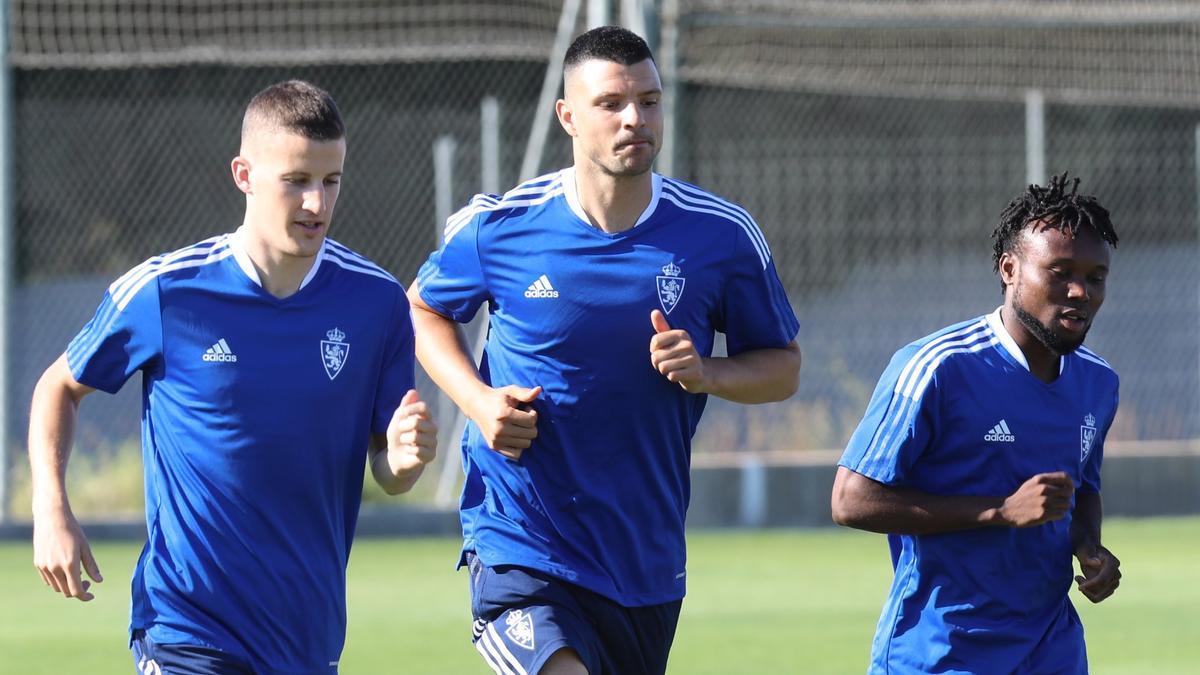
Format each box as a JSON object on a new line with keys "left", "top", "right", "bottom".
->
{"left": 417, "top": 168, "right": 799, "bottom": 606}
{"left": 838, "top": 308, "right": 1119, "bottom": 675}
{"left": 66, "top": 230, "right": 414, "bottom": 674}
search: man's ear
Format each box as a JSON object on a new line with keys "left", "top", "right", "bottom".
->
{"left": 231, "top": 156, "right": 252, "bottom": 194}
{"left": 998, "top": 249, "right": 1019, "bottom": 288}
{"left": 555, "top": 98, "right": 577, "bottom": 137}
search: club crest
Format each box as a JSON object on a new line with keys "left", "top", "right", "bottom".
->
{"left": 321, "top": 327, "right": 350, "bottom": 380}
{"left": 656, "top": 261, "right": 686, "bottom": 315}
{"left": 504, "top": 609, "right": 535, "bottom": 651}
{"left": 1080, "top": 413, "right": 1097, "bottom": 462}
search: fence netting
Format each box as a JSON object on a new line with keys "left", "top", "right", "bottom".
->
{"left": 6, "top": 0, "right": 1197, "bottom": 516}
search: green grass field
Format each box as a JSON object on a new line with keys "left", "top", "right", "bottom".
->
{"left": 2, "top": 517, "right": 1197, "bottom": 674}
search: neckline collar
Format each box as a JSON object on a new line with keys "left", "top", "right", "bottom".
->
{"left": 230, "top": 226, "right": 325, "bottom": 291}
{"left": 986, "top": 306, "right": 1064, "bottom": 375}
{"left": 561, "top": 166, "right": 662, "bottom": 232}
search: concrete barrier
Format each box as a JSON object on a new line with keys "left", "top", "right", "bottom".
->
{"left": 687, "top": 443, "right": 1200, "bottom": 529}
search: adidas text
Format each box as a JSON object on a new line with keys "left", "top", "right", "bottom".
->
{"left": 984, "top": 420, "right": 1015, "bottom": 443}
{"left": 203, "top": 338, "right": 238, "bottom": 363}
{"left": 524, "top": 274, "right": 558, "bottom": 298}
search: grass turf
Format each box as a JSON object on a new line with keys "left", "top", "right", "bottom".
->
{"left": 1, "top": 517, "right": 1196, "bottom": 674}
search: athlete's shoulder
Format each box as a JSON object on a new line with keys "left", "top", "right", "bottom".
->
{"left": 323, "top": 238, "right": 400, "bottom": 287}
{"left": 658, "top": 174, "right": 773, "bottom": 269}
{"left": 910, "top": 315, "right": 993, "bottom": 350}
{"left": 885, "top": 315, "right": 996, "bottom": 383}
{"left": 105, "top": 234, "right": 234, "bottom": 309}
{"left": 442, "top": 170, "right": 568, "bottom": 245}
{"left": 1072, "top": 344, "right": 1119, "bottom": 383}
{"left": 658, "top": 175, "right": 756, "bottom": 226}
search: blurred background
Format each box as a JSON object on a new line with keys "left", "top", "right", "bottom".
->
{"left": 1, "top": 0, "right": 1197, "bottom": 528}
{"left": 3, "top": 2, "right": 1199, "bottom": 673}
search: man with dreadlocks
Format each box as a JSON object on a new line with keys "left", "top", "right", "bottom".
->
{"left": 831, "top": 174, "right": 1122, "bottom": 674}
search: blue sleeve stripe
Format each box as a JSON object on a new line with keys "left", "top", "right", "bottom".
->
{"left": 443, "top": 183, "right": 565, "bottom": 245}
{"left": 109, "top": 241, "right": 233, "bottom": 311}
{"left": 662, "top": 178, "right": 772, "bottom": 265}
{"left": 65, "top": 295, "right": 121, "bottom": 373}
{"left": 767, "top": 271, "right": 799, "bottom": 342}
{"left": 859, "top": 321, "right": 995, "bottom": 474}
{"left": 415, "top": 260, "right": 443, "bottom": 290}
{"left": 659, "top": 189, "right": 770, "bottom": 270}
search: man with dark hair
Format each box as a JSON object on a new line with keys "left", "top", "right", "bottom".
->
{"left": 29, "top": 79, "right": 437, "bottom": 673}
{"left": 831, "top": 174, "right": 1122, "bottom": 674}
{"left": 409, "top": 25, "right": 801, "bottom": 675}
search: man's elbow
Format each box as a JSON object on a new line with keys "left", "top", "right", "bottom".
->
{"left": 374, "top": 474, "right": 412, "bottom": 496}
{"left": 379, "top": 480, "right": 413, "bottom": 496}
{"left": 830, "top": 489, "right": 855, "bottom": 528}
{"left": 762, "top": 342, "right": 801, "bottom": 402}
{"left": 830, "top": 467, "right": 867, "bottom": 528}
{"left": 33, "top": 356, "right": 90, "bottom": 407}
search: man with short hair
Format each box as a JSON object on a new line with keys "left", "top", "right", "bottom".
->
{"left": 29, "top": 79, "right": 437, "bottom": 674}
{"left": 409, "top": 26, "right": 801, "bottom": 675}
{"left": 832, "top": 174, "right": 1122, "bottom": 674}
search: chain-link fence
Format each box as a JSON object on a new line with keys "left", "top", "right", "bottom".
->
{"left": 4, "top": 0, "right": 1198, "bottom": 519}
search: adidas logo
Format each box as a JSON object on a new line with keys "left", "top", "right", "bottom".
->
{"left": 202, "top": 338, "right": 238, "bottom": 363}
{"left": 983, "top": 419, "right": 1015, "bottom": 443}
{"left": 524, "top": 274, "right": 559, "bottom": 298}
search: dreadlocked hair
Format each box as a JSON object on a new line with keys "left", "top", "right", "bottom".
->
{"left": 990, "top": 173, "right": 1119, "bottom": 290}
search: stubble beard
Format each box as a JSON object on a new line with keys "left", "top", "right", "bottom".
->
{"left": 1012, "top": 283, "right": 1088, "bottom": 356}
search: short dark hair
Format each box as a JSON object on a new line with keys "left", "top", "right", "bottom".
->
{"left": 563, "top": 25, "right": 654, "bottom": 72}
{"left": 991, "top": 173, "right": 1119, "bottom": 291}
{"left": 242, "top": 79, "right": 345, "bottom": 143}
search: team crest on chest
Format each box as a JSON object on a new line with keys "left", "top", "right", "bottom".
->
{"left": 504, "top": 609, "right": 536, "bottom": 651}
{"left": 321, "top": 327, "right": 350, "bottom": 380}
{"left": 1080, "top": 413, "right": 1097, "bottom": 463}
{"left": 656, "top": 261, "right": 686, "bottom": 315}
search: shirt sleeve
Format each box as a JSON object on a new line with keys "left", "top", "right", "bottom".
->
{"left": 415, "top": 196, "right": 492, "bottom": 324}
{"left": 838, "top": 343, "right": 940, "bottom": 486}
{"left": 717, "top": 219, "right": 800, "bottom": 355}
{"left": 1080, "top": 377, "right": 1118, "bottom": 494}
{"left": 372, "top": 286, "right": 417, "bottom": 435}
{"left": 65, "top": 273, "right": 164, "bottom": 394}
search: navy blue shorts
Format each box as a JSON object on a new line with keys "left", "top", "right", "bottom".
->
{"left": 466, "top": 552, "right": 683, "bottom": 675}
{"left": 131, "top": 630, "right": 254, "bottom": 675}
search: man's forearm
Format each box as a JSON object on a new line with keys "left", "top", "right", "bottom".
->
{"left": 368, "top": 444, "right": 424, "bottom": 495}
{"left": 413, "top": 312, "right": 490, "bottom": 412}
{"left": 701, "top": 341, "right": 800, "bottom": 404}
{"left": 406, "top": 288, "right": 490, "bottom": 415}
{"left": 831, "top": 467, "right": 1004, "bottom": 535}
{"left": 29, "top": 357, "right": 87, "bottom": 514}
{"left": 1071, "top": 491, "right": 1104, "bottom": 550}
